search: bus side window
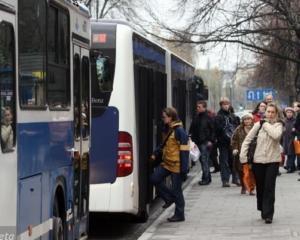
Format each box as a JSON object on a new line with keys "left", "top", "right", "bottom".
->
{"left": 47, "top": 4, "right": 70, "bottom": 110}
{"left": 0, "top": 21, "right": 16, "bottom": 153}
{"left": 19, "top": 0, "right": 46, "bottom": 109}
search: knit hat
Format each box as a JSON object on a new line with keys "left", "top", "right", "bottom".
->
{"left": 241, "top": 113, "right": 253, "bottom": 121}
{"left": 219, "top": 97, "right": 230, "bottom": 106}
{"left": 285, "top": 107, "right": 294, "bottom": 113}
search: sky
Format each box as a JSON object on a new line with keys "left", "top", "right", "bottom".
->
{"left": 147, "top": 0, "right": 255, "bottom": 71}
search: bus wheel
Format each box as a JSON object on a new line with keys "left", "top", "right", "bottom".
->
{"left": 53, "top": 199, "right": 64, "bottom": 240}
{"left": 135, "top": 204, "right": 149, "bottom": 223}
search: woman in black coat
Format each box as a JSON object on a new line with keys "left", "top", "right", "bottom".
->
{"left": 283, "top": 107, "right": 296, "bottom": 173}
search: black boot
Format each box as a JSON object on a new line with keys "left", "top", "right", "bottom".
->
{"left": 167, "top": 215, "right": 185, "bottom": 222}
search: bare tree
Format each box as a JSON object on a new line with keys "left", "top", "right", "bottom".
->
{"left": 142, "top": 0, "right": 300, "bottom": 63}
{"left": 83, "top": 0, "right": 144, "bottom": 20}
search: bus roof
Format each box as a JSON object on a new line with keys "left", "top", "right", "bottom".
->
{"left": 91, "top": 19, "right": 195, "bottom": 69}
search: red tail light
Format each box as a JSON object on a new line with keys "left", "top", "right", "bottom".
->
{"left": 117, "top": 132, "right": 133, "bottom": 177}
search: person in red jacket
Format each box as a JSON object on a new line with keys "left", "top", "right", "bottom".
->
{"left": 252, "top": 101, "right": 267, "bottom": 123}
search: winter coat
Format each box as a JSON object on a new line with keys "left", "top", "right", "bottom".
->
{"left": 215, "top": 109, "right": 239, "bottom": 146}
{"left": 162, "top": 121, "right": 190, "bottom": 174}
{"left": 231, "top": 124, "right": 253, "bottom": 171}
{"left": 231, "top": 124, "right": 253, "bottom": 153}
{"left": 282, "top": 117, "right": 296, "bottom": 155}
{"left": 240, "top": 121, "right": 283, "bottom": 164}
{"left": 189, "top": 111, "right": 215, "bottom": 146}
{"left": 294, "top": 112, "right": 300, "bottom": 138}
{"left": 1, "top": 123, "right": 14, "bottom": 152}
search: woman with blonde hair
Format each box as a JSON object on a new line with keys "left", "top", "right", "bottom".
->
{"left": 240, "top": 103, "right": 283, "bottom": 224}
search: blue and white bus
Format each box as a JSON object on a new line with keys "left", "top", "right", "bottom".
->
{"left": 0, "top": 0, "right": 91, "bottom": 239}
{"left": 89, "top": 20, "right": 195, "bottom": 222}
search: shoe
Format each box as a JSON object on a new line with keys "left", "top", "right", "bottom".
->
{"left": 162, "top": 201, "right": 174, "bottom": 209}
{"left": 277, "top": 172, "right": 281, "bottom": 176}
{"left": 198, "top": 180, "right": 210, "bottom": 185}
{"left": 298, "top": 178, "right": 300, "bottom": 181}
{"left": 287, "top": 169, "right": 294, "bottom": 173}
{"left": 167, "top": 215, "right": 185, "bottom": 222}
{"left": 261, "top": 213, "right": 265, "bottom": 220}
{"left": 222, "top": 182, "right": 230, "bottom": 187}
{"left": 211, "top": 168, "right": 220, "bottom": 173}
{"left": 249, "top": 191, "right": 255, "bottom": 196}
{"left": 265, "top": 218, "right": 272, "bottom": 224}
{"left": 241, "top": 189, "right": 246, "bottom": 194}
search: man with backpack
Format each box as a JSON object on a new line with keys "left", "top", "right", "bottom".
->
{"left": 215, "top": 97, "right": 239, "bottom": 187}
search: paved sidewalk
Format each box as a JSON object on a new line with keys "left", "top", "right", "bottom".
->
{"left": 138, "top": 168, "right": 300, "bottom": 240}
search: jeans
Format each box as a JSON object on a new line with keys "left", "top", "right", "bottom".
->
{"left": 219, "top": 145, "right": 238, "bottom": 183}
{"left": 150, "top": 166, "right": 185, "bottom": 218}
{"left": 199, "top": 143, "right": 211, "bottom": 182}
{"left": 252, "top": 162, "right": 279, "bottom": 219}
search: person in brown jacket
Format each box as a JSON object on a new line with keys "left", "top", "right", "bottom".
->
{"left": 231, "top": 113, "right": 255, "bottom": 195}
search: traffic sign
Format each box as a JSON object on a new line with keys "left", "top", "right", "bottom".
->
{"left": 246, "top": 89, "right": 275, "bottom": 101}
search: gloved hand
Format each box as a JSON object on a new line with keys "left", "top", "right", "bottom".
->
{"left": 232, "top": 149, "right": 239, "bottom": 156}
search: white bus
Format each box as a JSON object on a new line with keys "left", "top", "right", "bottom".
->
{"left": 89, "top": 20, "right": 195, "bottom": 222}
{"left": 0, "top": 0, "right": 91, "bottom": 239}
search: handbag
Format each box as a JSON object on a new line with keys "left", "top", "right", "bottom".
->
{"left": 293, "top": 136, "right": 300, "bottom": 155}
{"left": 247, "top": 123, "right": 263, "bottom": 164}
{"left": 151, "top": 129, "right": 174, "bottom": 167}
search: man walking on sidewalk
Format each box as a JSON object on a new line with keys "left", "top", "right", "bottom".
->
{"left": 215, "top": 97, "right": 239, "bottom": 187}
{"left": 189, "top": 100, "right": 215, "bottom": 185}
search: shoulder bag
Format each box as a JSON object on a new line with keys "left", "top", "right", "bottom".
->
{"left": 152, "top": 129, "right": 174, "bottom": 167}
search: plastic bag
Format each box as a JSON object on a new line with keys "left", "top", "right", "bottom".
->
{"left": 293, "top": 137, "right": 300, "bottom": 155}
{"left": 189, "top": 140, "right": 201, "bottom": 162}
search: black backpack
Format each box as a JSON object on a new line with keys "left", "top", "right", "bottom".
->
{"left": 223, "top": 116, "right": 235, "bottom": 141}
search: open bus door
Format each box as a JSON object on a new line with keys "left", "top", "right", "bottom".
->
{"left": 72, "top": 43, "right": 90, "bottom": 237}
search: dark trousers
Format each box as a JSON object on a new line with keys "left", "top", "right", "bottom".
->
{"left": 219, "top": 145, "right": 238, "bottom": 183}
{"left": 252, "top": 162, "right": 279, "bottom": 219}
{"left": 150, "top": 166, "right": 185, "bottom": 218}
{"left": 199, "top": 143, "right": 211, "bottom": 182}
{"left": 286, "top": 155, "right": 296, "bottom": 171}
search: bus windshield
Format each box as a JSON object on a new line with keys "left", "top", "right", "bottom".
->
{"left": 95, "top": 55, "right": 112, "bottom": 92}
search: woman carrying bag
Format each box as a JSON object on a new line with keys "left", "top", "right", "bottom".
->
{"left": 240, "top": 103, "right": 283, "bottom": 224}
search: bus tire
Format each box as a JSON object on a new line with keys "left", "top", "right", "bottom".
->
{"left": 53, "top": 198, "right": 64, "bottom": 240}
{"left": 52, "top": 217, "right": 64, "bottom": 240}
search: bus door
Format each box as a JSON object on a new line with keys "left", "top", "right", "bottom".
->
{"left": 72, "top": 44, "right": 90, "bottom": 230}
{"left": 0, "top": 6, "right": 17, "bottom": 233}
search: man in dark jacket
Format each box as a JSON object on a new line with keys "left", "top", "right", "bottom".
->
{"left": 189, "top": 100, "right": 215, "bottom": 185}
{"left": 215, "top": 97, "right": 239, "bottom": 187}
